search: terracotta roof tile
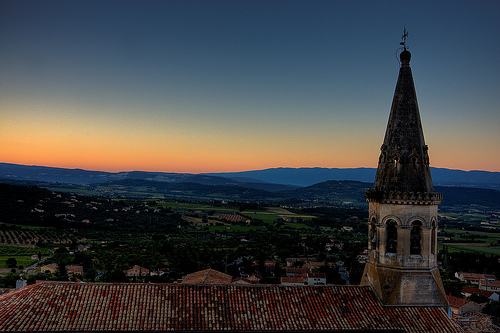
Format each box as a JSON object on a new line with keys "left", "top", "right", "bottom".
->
{"left": 0, "top": 282, "right": 460, "bottom": 332}
{"left": 446, "top": 294, "right": 471, "bottom": 308}
{"left": 181, "top": 268, "right": 232, "bottom": 284}
{"left": 286, "top": 267, "right": 310, "bottom": 274}
{"left": 281, "top": 276, "right": 305, "bottom": 284}
{"left": 480, "top": 280, "right": 500, "bottom": 288}
{"left": 462, "top": 286, "right": 494, "bottom": 297}
{"left": 458, "top": 272, "right": 496, "bottom": 281}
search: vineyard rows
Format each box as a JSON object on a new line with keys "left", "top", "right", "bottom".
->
{"left": 0, "top": 230, "right": 71, "bottom": 245}
{"left": 218, "top": 213, "right": 245, "bottom": 223}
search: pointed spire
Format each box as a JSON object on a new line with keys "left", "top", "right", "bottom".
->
{"left": 372, "top": 31, "right": 436, "bottom": 198}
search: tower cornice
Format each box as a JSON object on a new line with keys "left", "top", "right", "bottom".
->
{"left": 366, "top": 190, "right": 442, "bottom": 205}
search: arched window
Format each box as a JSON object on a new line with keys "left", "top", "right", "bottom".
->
{"left": 411, "top": 157, "right": 417, "bottom": 170}
{"left": 410, "top": 221, "right": 422, "bottom": 255}
{"left": 431, "top": 220, "right": 437, "bottom": 255}
{"left": 369, "top": 218, "right": 377, "bottom": 249}
{"left": 386, "top": 220, "right": 397, "bottom": 253}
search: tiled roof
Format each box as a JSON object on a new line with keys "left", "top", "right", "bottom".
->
{"left": 301, "top": 273, "right": 327, "bottom": 279}
{"left": 231, "top": 277, "right": 254, "bottom": 285}
{"left": 286, "top": 267, "right": 310, "bottom": 274}
{"left": 455, "top": 311, "right": 498, "bottom": 332}
{"left": 41, "top": 263, "right": 58, "bottom": 271}
{"left": 0, "top": 281, "right": 460, "bottom": 332}
{"left": 462, "top": 286, "right": 494, "bottom": 297}
{"left": 66, "top": 265, "right": 83, "bottom": 274}
{"left": 310, "top": 261, "right": 333, "bottom": 268}
{"left": 480, "top": 280, "right": 500, "bottom": 288}
{"left": 124, "top": 264, "right": 149, "bottom": 273}
{"left": 281, "top": 276, "right": 305, "bottom": 284}
{"left": 447, "top": 294, "right": 471, "bottom": 309}
{"left": 181, "top": 268, "right": 232, "bottom": 284}
{"left": 459, "top": 272, "right": 496, "bottom": 281}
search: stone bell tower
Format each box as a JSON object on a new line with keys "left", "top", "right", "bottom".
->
{"left": 361, "top": 30, "right": 447, "bottom": 307}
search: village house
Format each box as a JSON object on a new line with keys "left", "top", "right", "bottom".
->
{"left": 285, "top": 266, "right": 310, "bottom": 277}
{"left": 325, "top": 243, "right": 335, "bottom": 251}
{"left": 455, "top": 272, "right": 496, "bottom": 285}
{"left": 66, "top": 265, "right": 84, "bottom": 277}
{"left": 123, "top": 265, "right": 149, "bottom": 277}
{"left": 357, "top": 249, "right": 368, "bottom": 263}
{"left": 282, "top": 273, "right": 327, "bottom": 286}
{"left": 446, "top": 294, "right": 483, "bottom": 316}
{"left": 76, "top": 244, "right": 90, "bottom": 252}
{"left": 181, "top": 268, "right": 232, "bottom": 285}
{"left": 281, "top": 273, "right": 326, "bottom": 286}
{"left": 304, "top": 272, "right": 327, "bottom": 285}
{"left": 285, "top": 257, "right": 315, "bottom": 267}
{"left": 230, "top": 277, "right": 254, "bottom": 285}
{"left": 452, "top": 312, "right": 498, "bottom": 332}
{"left": 40, "top": 263, "right": 57, "bottom": 274}
{"left": 462, "top": 286, "right": 500, "bottom": 302}
{"left": 479, "top": 279, "right": 500, "bottom": 293}
{"left": 281, "top": 276, "right": 305, "bottom": 286}
{"left": 309, "top": 261, "right": 334, "bottom": 271}
{"left": 245, "top": 274, "right": 261, "bottom": 284}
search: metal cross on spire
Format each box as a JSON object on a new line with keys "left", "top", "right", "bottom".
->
{"left": 400, "top": 27, "right": 409, "bottom": 50}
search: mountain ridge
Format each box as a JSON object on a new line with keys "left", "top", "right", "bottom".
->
{"left": 1, "top": 162, "right": 499, "bottom": 189}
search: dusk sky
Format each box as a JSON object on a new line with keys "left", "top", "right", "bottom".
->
{"left": 1, "top": 1, "right": 499, "bottom": 173}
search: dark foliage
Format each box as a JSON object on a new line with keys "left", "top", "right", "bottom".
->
{"left": 439, "top": 246, "right": 500, "bottom": 278}
{"left": 483, "top": 301, "right": 500, "bottom": 318}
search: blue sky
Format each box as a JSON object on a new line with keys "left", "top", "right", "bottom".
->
{"left": 1, "top": 0, "right": 499, "bottom": 172}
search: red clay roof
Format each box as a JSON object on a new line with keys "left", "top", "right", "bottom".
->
{"left": 0, "top": 281, "right": 459, "bottom": 332}
{"left": 281, "top": 276, "right": 305, "bottom": 284}
{"left": 480, "top": 280, "right": 500, "bottom": 288}
{"left": 446, "top": 294, "right": 471, "bottom": 309}
{"left": 181, "top": 268, "right": 232, "bottom": 284}
{"left": 286, "top": 267, "right": 310, "bottom": 274}
{"left": 123, "top": 265, "right": 149, "bottom": 275}
{"left": 462, "top": 286, "right": 494, "bottom": 297}
{"left": 66, "top": 265, "right": 83, "bottom": 274}
{"left": 458, "top": 272, "right": 496, "bottom": 281}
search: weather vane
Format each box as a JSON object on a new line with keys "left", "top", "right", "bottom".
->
{"left": 400, "top": 27, "right": 409, "bottom": 51}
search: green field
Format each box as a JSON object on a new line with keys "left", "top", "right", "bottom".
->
{"left": 0, "top": 246, "right": 49, "bottom": 256}
{"left": 154, "top": 201, "right": 316, "bottom": 225}
{"left": 0, "top": 222, "right": 53, "bottom": 230}
{"left": 439, "top": 228, "right": 500, "bottom": 255}
{"left": 0, "top": 246, "right": 45, "bottom": 268}
{"left": 205, "top": 225, "right": 266, "bottom": 232}
{"left": 0, "top": 256, "right": 36, "bottom": 268}
{"left": 442, "top": 244, "right": 500, "bottom": 255}
{"left": 283, "top": 222, "right": 311, "bottom": 229}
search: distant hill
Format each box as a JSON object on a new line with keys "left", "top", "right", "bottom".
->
{"left": 205, "top": 167, "right": 377, "bottom": 187}
{"left": 1, "top": 162, "right": 499, "bottom": 189}
{"left": 2, "top": 177, "right": 499, "bottom": 211}
{"left": 0, "top": 163, "right": 296, "bottom": 191}
{"left": 205, "top": 167, "right": 500, "bottom": 189}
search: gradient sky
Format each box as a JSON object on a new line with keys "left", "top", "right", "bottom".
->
{"left": 1, "top": 0, "right": 499, "bottom": 173}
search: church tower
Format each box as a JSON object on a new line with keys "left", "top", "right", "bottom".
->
{"left": 361, "top": 30, "right": 447, "bottom": 307}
